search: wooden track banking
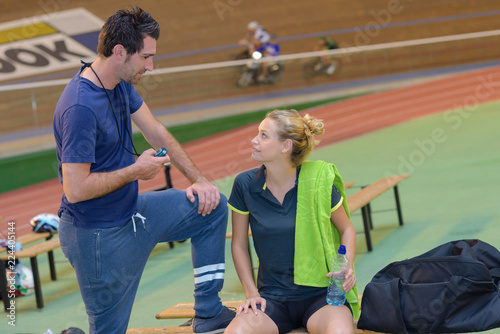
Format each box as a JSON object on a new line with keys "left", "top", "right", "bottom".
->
{"left": 2, "top": 65, "right": 500, "bottom": 236}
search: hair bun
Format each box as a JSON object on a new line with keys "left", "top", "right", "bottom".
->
{"left": 303, "top": 114, "right": 324, "bottom": 136}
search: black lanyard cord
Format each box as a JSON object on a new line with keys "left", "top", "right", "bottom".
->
{"left": 80, "top": 60, "right": 140, "bottom": 158}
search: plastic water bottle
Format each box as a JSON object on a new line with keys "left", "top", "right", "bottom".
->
{"left": 326, "top": 245, "right": 350, "bottom": 306}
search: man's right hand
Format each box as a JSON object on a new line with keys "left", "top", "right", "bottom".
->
{"left": 135, "top": 148, "right": 170, "bottom": 180}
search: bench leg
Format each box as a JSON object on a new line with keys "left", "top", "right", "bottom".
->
{"left": 394, "top": 185, "right": 404, "bottom": 226}
{"left": 44, "top": 235, "right": 57, "bottom": 281}
{"left": 47, "top": 250, "right": 57, "bottom": 281}
{"left": 367, "top": 202, "right": 373, "bottom": 229}
{"left": 361, "top": 185, "right": 374, "bottom": 230}
{"left": 361, "top": 206, "right": 373, "bottom": 252}
{"left": 165, "top": 165, "right": 175, "bottom": 250}
{"left": 0, "top": 260, "right": 9, "bottom": 311}
{"left": 30, "top": 257, "right": 44, "bottom": 309}
{"left": 164, "top": 164, "right": 173, "bottom": 189}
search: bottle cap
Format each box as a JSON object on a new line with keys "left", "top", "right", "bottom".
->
{"left": 338, "top": 245, "right": 346, "bottom": 255}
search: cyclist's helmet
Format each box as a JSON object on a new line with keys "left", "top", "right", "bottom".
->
{"left": 30, "top": 213, "right": 59, "bottom": 233}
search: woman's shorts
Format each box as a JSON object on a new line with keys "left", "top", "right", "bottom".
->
{"left": 257, "top": 294, "right": 352, "bottom": 334}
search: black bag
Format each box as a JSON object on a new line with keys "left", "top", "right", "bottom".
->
{"left": 357, "top": 239, "right": 500, "bottom": 333}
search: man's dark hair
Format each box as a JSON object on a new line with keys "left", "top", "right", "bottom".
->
{"left": 97, "top": 7, "right": 160, "bottom": 57}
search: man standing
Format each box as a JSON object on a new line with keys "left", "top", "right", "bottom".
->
{"left": 53, "top": 7, "right": 234, "bottom": 334}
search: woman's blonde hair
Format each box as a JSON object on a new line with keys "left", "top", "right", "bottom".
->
{"left": 266, "top": 109, "right": 324, "bottom": 167}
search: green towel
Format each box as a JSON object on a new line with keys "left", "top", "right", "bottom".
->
{"left": 294, "top": 160, "right": 360, "bottom": 318}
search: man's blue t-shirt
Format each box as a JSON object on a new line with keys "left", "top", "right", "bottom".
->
{"left": 53, "top": 65, "right": 144, "bottom": 228}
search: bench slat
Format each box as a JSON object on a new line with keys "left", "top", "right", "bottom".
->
{"left": 15, "top": 232, "right": 52, "bottom": 244}
{"left": 156, "top": 300, "right": 242, "bottom": 319}
{"left": 0, "top": 237, "right": 60, "bottom": 260}
{"left": 347, "top": 174, "right": 408, "bottom": 213}
{"left": 0, "top": 232, "right": 52, "bottom": 253}
{"left": 343, "top": 181, "right": 355, "bottom": 190}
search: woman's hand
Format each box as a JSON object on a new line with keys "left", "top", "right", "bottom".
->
{"left": 238, "top": 295, "right": 267, "bottom": 315}
{"left": 343, "top": 268, "right": 356, "bottom": 292}
{"left": 326, "top": 268, "right": 356, "bottom": 293}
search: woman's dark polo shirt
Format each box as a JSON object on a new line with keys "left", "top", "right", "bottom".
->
{"left": 228, "top": 165, "right": 343, "bottom": 301}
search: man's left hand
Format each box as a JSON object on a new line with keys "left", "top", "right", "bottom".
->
{"left": 186, "top": 178, "right": 221, "bottom": 216}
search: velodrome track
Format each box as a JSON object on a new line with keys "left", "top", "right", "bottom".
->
{"left": 1, "top": 64, "right": 500, "bottom": 236}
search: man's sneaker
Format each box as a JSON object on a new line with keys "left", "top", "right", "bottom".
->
{"left": 192, "top": 306, "right": 236, "bottom": 334}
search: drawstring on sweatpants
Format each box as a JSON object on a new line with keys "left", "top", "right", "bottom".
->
{"left": 131, "top": 212, "right": 147, "bottom": 237}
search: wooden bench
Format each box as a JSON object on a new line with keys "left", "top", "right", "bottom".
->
{"left": 347, "top": 174, "right": 409, "bottom": 252}
{"left": 0, "top": 232, "right": 56, "bottom": 278}
{"left": 0, "top": 236, "right": 61, "bottom": 310}
{"left": 0, "top": 231, "right": 52, "bottom": 252}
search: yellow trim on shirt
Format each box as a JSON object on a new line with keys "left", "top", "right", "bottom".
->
{"left": 330, "top": 196, "right": 344, "bottom": 213}
{"left": 228, "top": 203, "right": 249, "bottom": 215}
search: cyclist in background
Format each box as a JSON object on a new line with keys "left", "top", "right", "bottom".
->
{"left": 257, "top": 34, "right": 281, "bottom": 83}
{"left": 314, "top": 36, "right": 339, "bottom": 75}
{"left": 318, "top": 35, "right": 338, "bottom": 51}
{"left": 239, "top": 21, "right": 271, "bottom": 55}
